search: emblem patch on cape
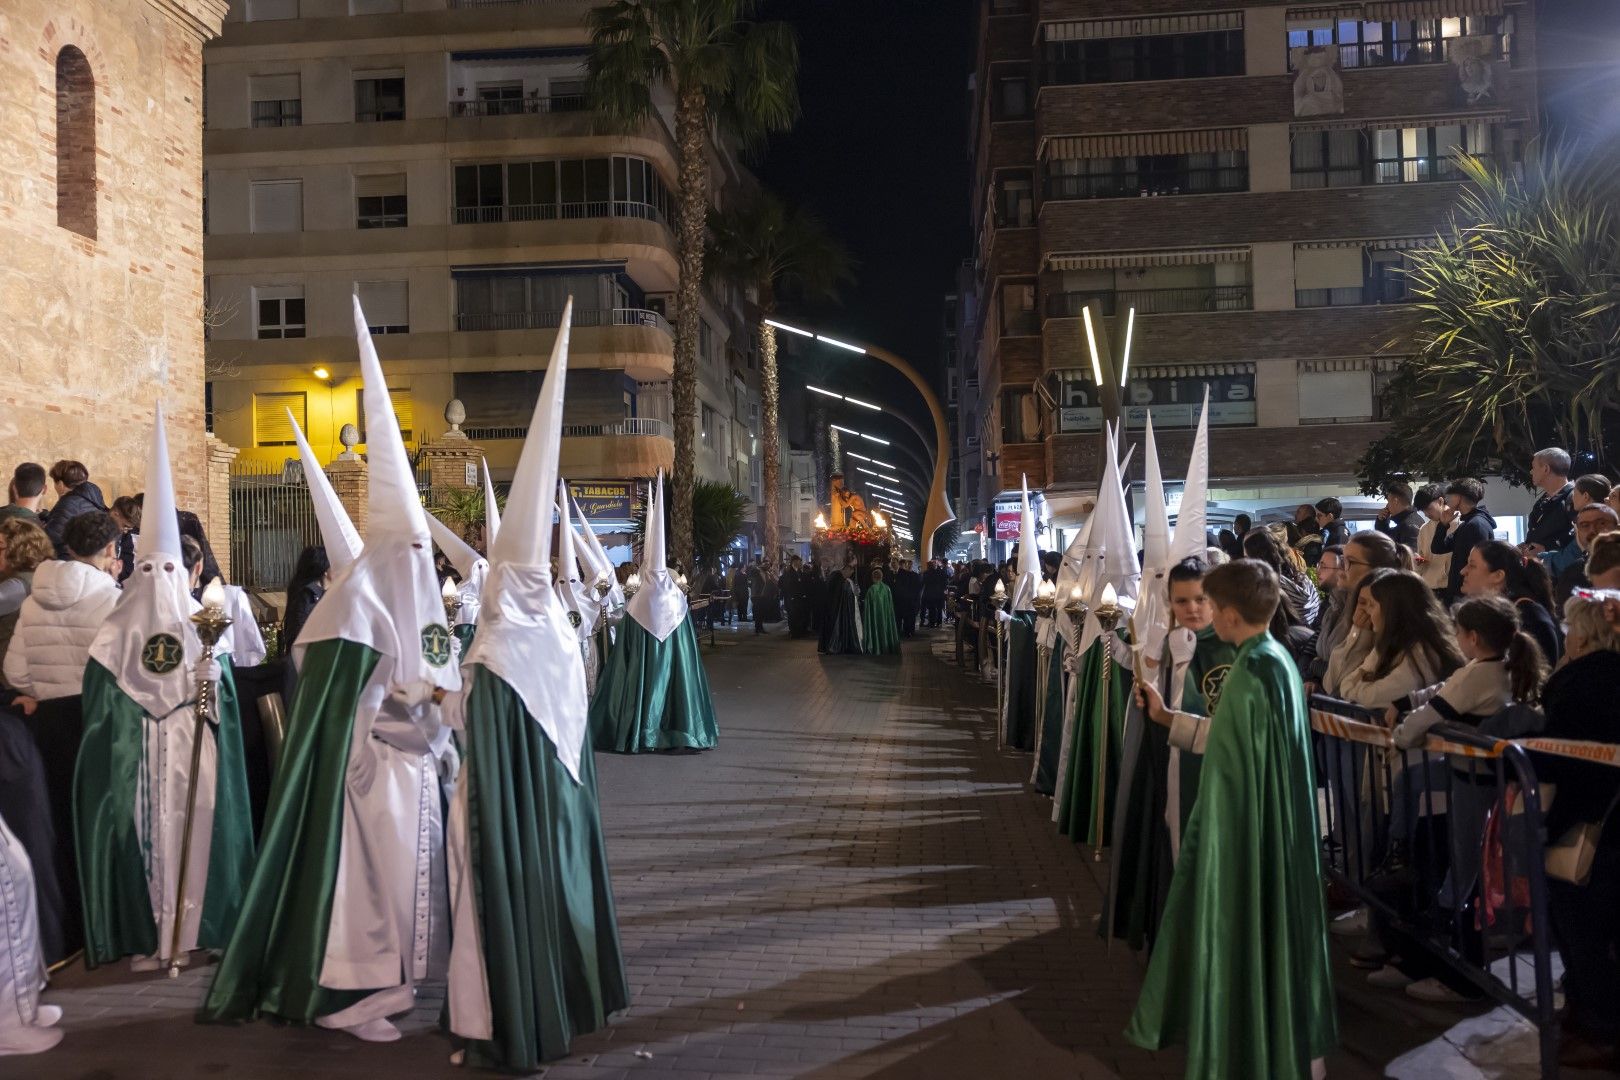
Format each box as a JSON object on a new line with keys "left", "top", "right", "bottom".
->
{"left": 567, "top": 610, "right": 583, "bottom": 629}
{"left": 141, "top": 634, "right": 184, "bottom": 675}
{"left": 1202, "top": 663, "right": 1232, "bottom": 711}
{"left": 421, "top": 624, "right": 452, "bottom": 668}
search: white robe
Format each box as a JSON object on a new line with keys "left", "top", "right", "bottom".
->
{"left": 0, "top": 814, "right": 44, "bottom": 1033}
{"left": 138, "top": 698, "right": 220, "bottom": 960}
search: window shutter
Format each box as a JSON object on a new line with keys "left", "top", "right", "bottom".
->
{"left": 1298, "top": 370, "right": 1374, "bottom": 422}
{"left": 1294, "top": 245, "right": 1365, "bottom": 290}
{"left": 247, "top": 0, "right": 299, "bottom": 21}
{"left": 356, "top": 280, "right": 408, "bottom": 328}
{"left": 250, "top": 74, "right": 300, "bottom": 102}
{"left": 355, "top": 173, "right": 405, "bottom": 198}
{"left": 250, "top": 180, "right": 303, "bottom": 233}
{"left": 357, "top": 388, "right": 415, "bottom": 443}
{"left": 350, "top": 0, "right": 402, "bottom": 13}
{"left": 254, "top": 391, "right": 305, "bottom": 447}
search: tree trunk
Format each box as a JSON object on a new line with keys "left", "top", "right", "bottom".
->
{"left": 759, "top": 319, "right": 781, "bottom": 568}
{"left": 670, "top": 85, "right": 708, "bottom": 573}
{"left": 813, "top": 404, "right": 829, "bottom": 506}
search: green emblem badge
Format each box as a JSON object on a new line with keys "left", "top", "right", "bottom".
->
{"left": 421, "top": 623, "right": 452, "bottom": 668}
{"left": 141, "top": 634, "right": 184, "bottom": 675}
{"left": 1202, "top": 663, "right": 1232, "bottom": 711}
{"left": 567, "top": 610, "right": 583, "bottom": 629}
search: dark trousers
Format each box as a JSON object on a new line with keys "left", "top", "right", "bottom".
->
{"left": 898, "top": 603, "right": 917, "bottom": 637}
{"left": 1550, "top": 845, "right": 1620, "bottom": 1042}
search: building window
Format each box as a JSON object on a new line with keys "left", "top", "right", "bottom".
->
{"left": 250, "top": 179, "right": 303, "bottom": 232}
{"left": 356, "top": 280, "right": 409, "bottom": 334}
{"left": 453, "top": 270, "right": 642, "bottom": 331}
{"left": 700, "top": 403, "right": 717, "bottom": 448}
{"left": 254, "top": 391, "right": 306, "bottom": 447}
{"left": 994, "top": 171, "right": 1034, "bottom": 227}
{"left": 1299, "top": 365, "right": 1376, "bottom": 425}
{"left": 1285, "top": 16, "right": 1514, "bottom": 70}
{"left": 255, "top": 286, "right": 305, "bottom": 339}
{"left": 1001, "top": 283, "right": 1038, "bottom": 336}
{"left": 1047, "top": 151, "right": 1247, "bottom": 200}
{"left": 357, "top": 388, "right": 414, "bottom": 444}
{"left": 356, "top": 173, "right": 407, "bottom": 228}
{"left": 476, "top": 82, "right": 525, "bottom": 114}
{"left": 247, "top": 0, "right": 299, "bottom": 20}
{"left": 1296, "top": 246, "right": 1418, "bottom": 308}
{"left": 250, "top": 74, "right": 301, "bottom": 127}
{"left": 1048, "top": 263, "right": 1253, "bottom": 317}
{"left": 1291, "top": 129, "right": 1366, "bottom": 189}
{"left": 1000, "top": 389, "right": 1040, "bottom": 444}
{"left": 350, "top": 0, "right": 401, "bottom": 13}
{"left": 1043, "top": 30, "right": 1244, "bottom": 86}
{"left": 355, "top": 75, "right": 405, "bottom": 122}
{"left": 1373, "top": 123, "right": 1490, "bottom": 185}
{"left": 451, "top": 156, "right": 672, "bottom": 226}
{"left": 992, "top": 74, "right": 1029, "bottom": 120}
{"left": 55, "top": 46, "right": 96, "bottom": 241}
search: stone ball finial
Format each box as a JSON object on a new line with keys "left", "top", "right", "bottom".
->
{"left": 445, "top": 398, "right": 466, "bottom": 432}
{"left": 337, "top": 422, "right": 361, "bottom": 461}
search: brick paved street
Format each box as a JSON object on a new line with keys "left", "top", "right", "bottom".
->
{"left": 14, "top": 627, "right": 1456, "bottom": 1079}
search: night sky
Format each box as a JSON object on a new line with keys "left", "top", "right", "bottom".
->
{"left": 757, "top": 0, "right": 977, "bottom": 377}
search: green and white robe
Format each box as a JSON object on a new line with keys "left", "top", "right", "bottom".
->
{"left": 589, "top": 573, "right": 716, "bottom": 754}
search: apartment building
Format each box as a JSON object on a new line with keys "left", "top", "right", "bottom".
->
{"left": 202, "top": 0, "right": 761, "bottom": 520}
{"left": 968, "top": 0, "right": 1538, "bottom": 528}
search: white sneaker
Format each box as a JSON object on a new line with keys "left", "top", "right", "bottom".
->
{"left": 1405, "top": 978, "right": 1473, "bottom": 1004}
{"left": 0, "top": 1024, "right": 64, "bottom": 1055}
{"left": 1329, "top": 907, "right": 1368, "bottom": 937}
{"left": 1367, "top": 965, "right": 1415, "bottom": 990}
{"left": 317, "top": 1017, "right": 401, "bottom": 1043}
{"left": 33, "top": 1006, "right": 62, "bottom": 1028}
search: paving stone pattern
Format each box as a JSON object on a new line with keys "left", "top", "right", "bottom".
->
{"left": 17, "top": 628, "right": 1423, "bottom": 1079}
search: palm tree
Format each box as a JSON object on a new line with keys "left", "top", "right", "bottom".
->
{"left": 588, "top": 0, "right": 800, "bottom": 572}
{"left": 1359, "top": 147, "right": 1620, "bottom": 489}
{"left": 707, "top": 192, "right": 852, "bottom": 567}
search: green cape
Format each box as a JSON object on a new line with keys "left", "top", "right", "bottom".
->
{"left": 458, "top": 665, "right": 628, "bottom": 1070}
{"left": 1002, "top": 613, "right": 1039, "bottom": 751}
{"left": 1057, "top": 639, "right": 1132, "bottom": 847}
{"left": 861, "top": 582, "right": 900, "bottom": 655}
{"left": 589, "top": 615, "right": 717, "bottom": 753}
{"left": 1031, "top": 631, "right": 1066, "bottom": 793}
{"left": 200, "top": 639, "right": 378, "bottom": 1023}
{"left": 75, "top": 657, "right": 254, "bottom": 967}
{"left": 1125, "top": 633, "right": 1336, "bottom": 1078}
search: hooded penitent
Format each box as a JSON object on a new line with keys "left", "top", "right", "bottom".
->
{"left": 445, "top": 299, "right": 628, "bottom": 1068}
{"left": 290, "top": 413, "right": 363, "bottom": 572}
{"left": 589, "top": 473, "right": 718, "bottom": 753}
{"left": 1001, "top": 475, "right": 1043, "bottom": 751}
{"left": 425, "top": 512, "right": 487, "bottom": 632}
{"left": 554, "top": 482, "right": 595, "bottom": 641}
{"left": 202, "top": 296, "right": 460, "bottom": 1040}
{"left": 482, "top": 457, "right": 501, "bottom": 546}
{"left": 78, "top": 401, "right": 254, "bottom": 967}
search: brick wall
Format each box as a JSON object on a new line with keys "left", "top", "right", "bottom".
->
{"left": 1047, "top": 421, "right": 1390, "bottom": 488}
{"left": 1003, "top": 442, "right": 1048, "bottom": 489}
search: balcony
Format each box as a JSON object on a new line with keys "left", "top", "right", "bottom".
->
{"left": 561, "top": 418, "right": 671, "bottom": 440}
{"left": 455, "top": 306, "right": 672, "bottom": 336}
{"left": 449, "top": 94, "right": 587, "bottom": 118}
{"left": 452, "top": 199, "right": 667, "bottom": 228}
{"left": 1045, "top": 286, "right": 1252, "bottom": 318}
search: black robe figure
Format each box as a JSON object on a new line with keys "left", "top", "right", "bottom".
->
{"left": 786, "top": 563, "right": 815, "bottom": 638}
{"left": 817, "top": 568, "right": 862, "bottom": 655}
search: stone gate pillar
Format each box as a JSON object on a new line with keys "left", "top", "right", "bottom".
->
{"left": 328, "top": 423, "right": 368, "bottom": 539}
{"left": 205, "top": 434, "right": 238, "bottom": 582}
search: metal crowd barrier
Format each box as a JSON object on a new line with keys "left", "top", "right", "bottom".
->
{"left": 1309, "top": 695, "right": 1560, "bottom": 1078}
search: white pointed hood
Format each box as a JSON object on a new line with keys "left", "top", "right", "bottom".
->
{"left": 1075, "top": 422, "right": 1141, "bottom": 657}
{"left": 1169, "top": 389, "right": 1211, "bottom": 566}
{"left": 294, "top": 297, "right": 460, "bottom": 698}
{"left": 466, "top": 300, "right": 590, "bottom": 783}
{"left": 554, "top": 480, "right": 595, "bottom": 640}
{"left": 1132, "top": 413, "right": 1175, "bottom": 664}
{"left": 482, "top": 457, "right": 501, "bottom": 546}
{"left": 625, "top": 472, "right": 687, "bottom": 641}
{"left": 573, "top": 494, "right": 625, "bottom": 615}
{"left": 425, "top": 512, "right": 487, "bottom": 628}
{"left": 91, "top": 401, "right": 204, "bottom": 719}
{"left": 1011, "top": 475, "right": 1041, "bottom": 611}
{"left": 1053, "top": 507, "right": 1096, "bottom": 645}
{"left": 290, "top": 412, "right": 362, "bottom": 570}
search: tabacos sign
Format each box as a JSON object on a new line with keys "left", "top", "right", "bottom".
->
{"left": 567, "top": 480, "right": 635, "bottom": 522}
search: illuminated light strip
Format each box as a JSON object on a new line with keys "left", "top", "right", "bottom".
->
{"left": 1119, "top": 307, "right": 1136, "bottom": 386}
{"left": 816, "top": 334, "right": 866, "bottom": 354}
{"left": 831, "top": 424, "right": 861, "bottom": 436}
{"left": 1081, "top": 305, "right": 1104, "bottom": 386}
{"left": 868, "top": 457, "right": 897, "bottom": 469}
{"left": 844, "top": 451, "right": 873, "bottom": 463}
{"left": 807, "top": 385, "right": 843, "bottom": 400}
{"left": 765, "top": 318, "right": 813, "bottom": 338}
{"left": 861, "top": 433, "right": 890, "bottom": 446}
{"left": 843, "top": 395, "right": 881, "bottom": 411}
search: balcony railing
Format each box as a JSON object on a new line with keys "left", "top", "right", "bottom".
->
{"left": 452, "top": 199, "right": 667, "bottom": 228}
{"left": 1296, "top": 287, "right": 1413, "bottom": 309}
{"left": 560, "top": 418, "right": 672, "bottom": 439}
{"left": 454, "top": 306, "right": 673, "bottom": 336}
{"left": 449, "top": 94, "right": 587, "bottom": 118}
{"left": 1046, "top": 286, "right": 1253, "bottom": 318}
{"left": 450, "top": 0, "right": 583, "bottom": 6}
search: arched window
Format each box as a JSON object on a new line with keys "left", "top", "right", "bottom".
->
{"left": 56, "top": 46, "right": 96, "bottom": 240}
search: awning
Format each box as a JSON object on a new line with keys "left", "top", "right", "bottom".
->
{"left": 1047, "top": 247, "right": 1251, "bottom": 271}
{"left": 1294, "top": 110, "right": 1509, "bottom": 133}
{"left": 1055, "top": 362, "right": 1255, "bottom": 379}
{"left": 1043, "top": 12, "right": 1242, "bottom": 41}
{"left": 1364, "top": 0, "right": 1501, "bottom": 18}
{"left": 1044, "top": 127, "right": 1247, "bottom": 161}
{"left": 1301, "top": 358, "right": 1381, "bottom": 373}
{"left": 1298, "top": 236, "right": 1435, "bottom": 251}
{"left": 1286, "top": 4, "right": 1363, "bottom": 22}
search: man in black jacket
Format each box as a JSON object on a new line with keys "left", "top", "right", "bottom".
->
{"left": 892, "top": 559, "right": 923, "bottom": 637}
{"left": 43, "top": 460, "right": 108, "bottom": 559}
{"left": 1523, "top": 446, "right": 1575, "bottom": 557}
{"left": 1374, "top": 480, "right": 1423, "bottom": 552}
{"left": 1430, "top": 477, "right": 1497, "bottom": 602}
{"left": 1314, "top": 497, "right": 1352, "bottom": 552}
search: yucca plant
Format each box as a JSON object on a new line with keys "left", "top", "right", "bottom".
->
{"left": 1358, "top": 147, "right": 1620, "bottom": 490}
{"left": 633, "top": 479, "right": 748, "bottom": 570}
{"left": 431, "top": 486, "right": 504, "bottom": 548}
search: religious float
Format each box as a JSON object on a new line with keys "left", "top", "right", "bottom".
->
{"left": 810, "top": 472, "right": 893, "bottom": 572}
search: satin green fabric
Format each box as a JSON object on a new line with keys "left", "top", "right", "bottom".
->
{"left": 590, "top": 616, "right": 718, "bottom": 753}
{"left": 1125, "top": 633, "right": 1337, "bottom": 1078}
{"left": 460, "top": 666, "right": 628, "bottom": 1070}
{"left": 75, "top": 658, "right": 255, "bottom": 968}
{"left": 1173, "top": 626, "right": 1236, "bottom": 832}
{"left": 200, "top": 639, "right": 378, "bottom": 1024}
{"left": 453, "top": 622, "right": 477, "bottom": 654}
{"left": 1003, "top": 613, "right": 1039, "bottom": 751}
{"left": 1057, "top": 640, "right": 1132, "bottom": 847}
{"left": 1032, "top": 634, "right": 1067, "bottom": 794}
{"left": 861, "top": 582, "right": 900, "bottom": 655}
